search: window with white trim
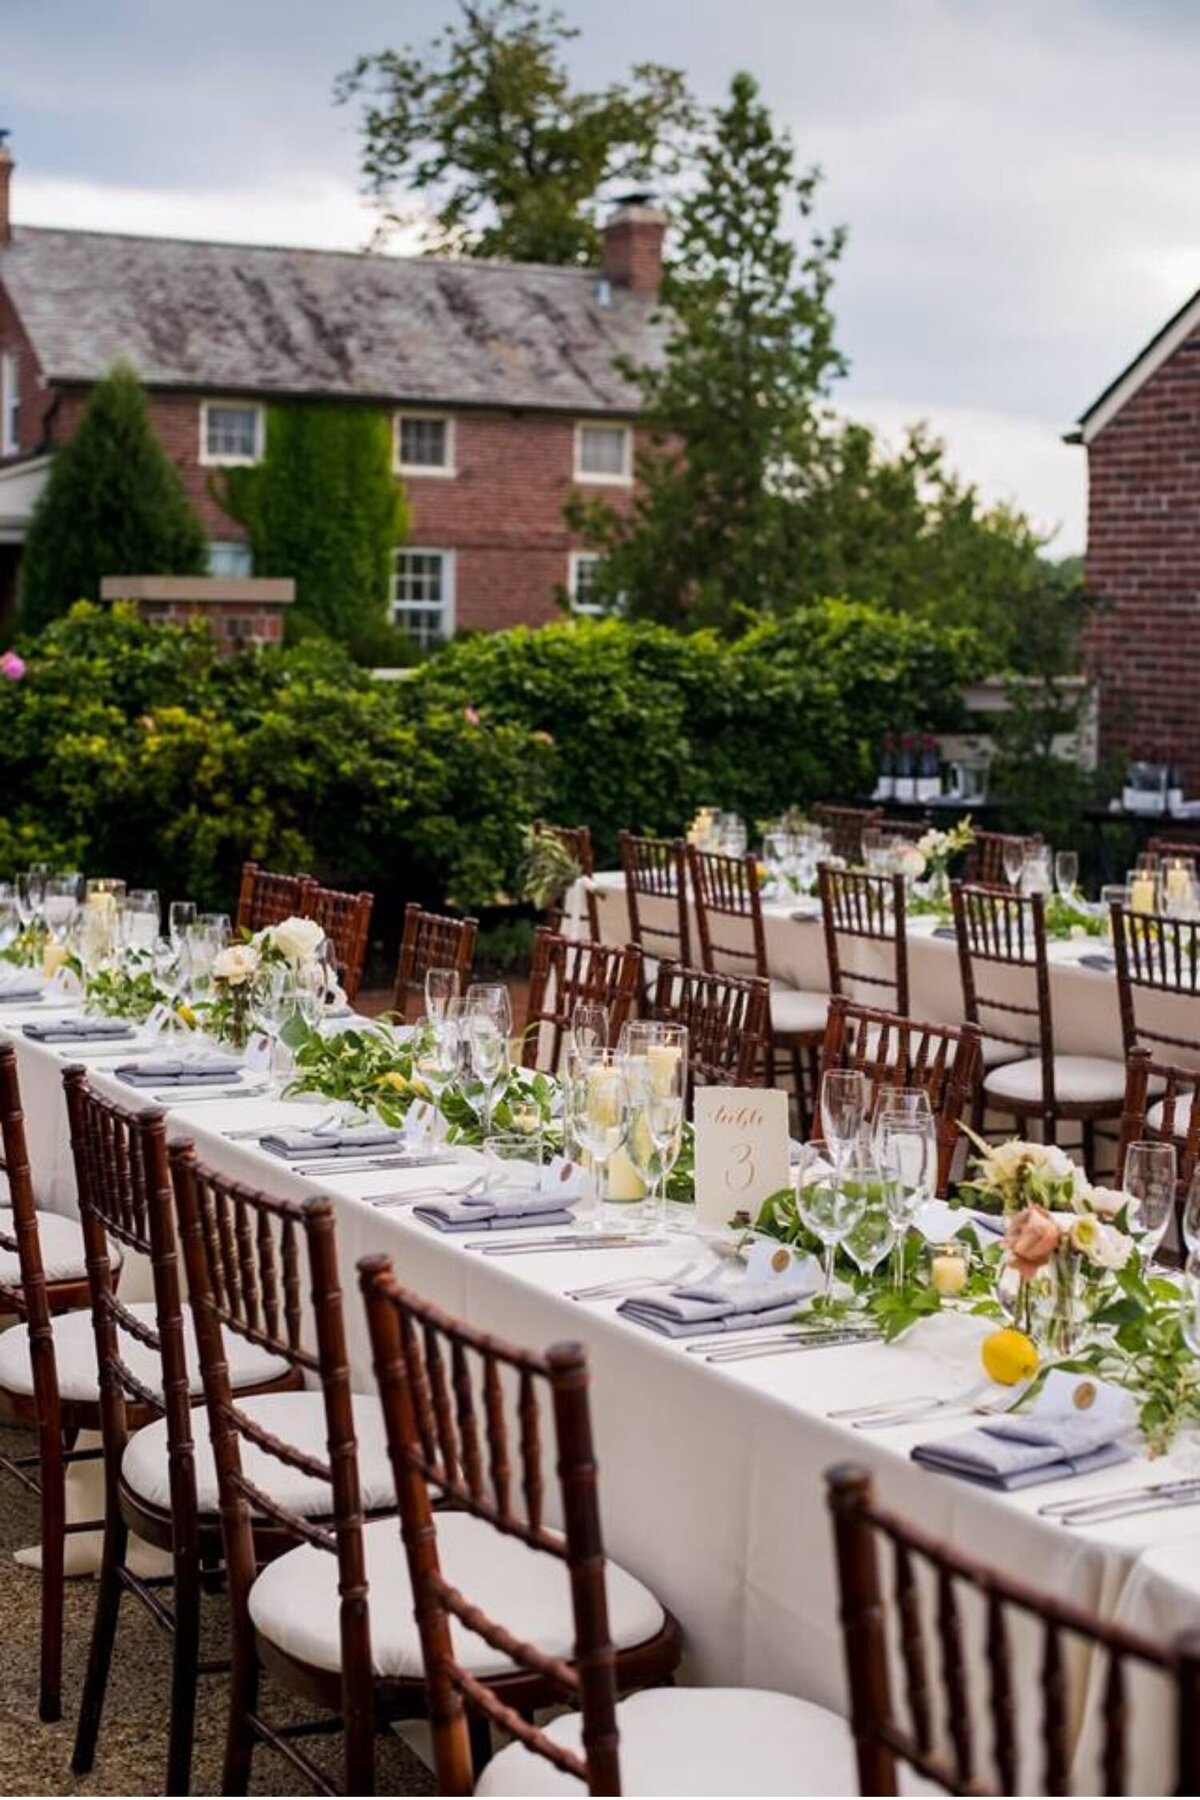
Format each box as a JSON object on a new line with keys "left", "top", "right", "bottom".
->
{"left": 575, "top": 421, "right": 632, "bottom": 484}
{"left": 208, "top": 540, "right": 254, "bottom": 578}
{"left": 394, "top": 411, "right": 454, "bottom": 475}
{"left": 568, "top": 551, "right": 606, "bottom": 616}
{"left": 0, "top": 353, "right": 19, "bottom": 457}
{"left": 200, "top": 401, "right": 264, "bottom": 466}
{"left": 393, "top": 549, "right": 455, "bottom": 649}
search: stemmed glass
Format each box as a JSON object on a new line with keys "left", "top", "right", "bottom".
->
{"left": 0, "top": 885, "right": 17, "bottom": 952}
{"left": 16, "top": 870, "right": 45, "bottom": 932}
{"left": 571, "top": 1002, "right": 609, "bottom": 1062}
{"left": 169, "top": 901, "right": 197, "bottom": 949}
{"left": 820, "top": 1069, "right": 867, "bottom": 1171}
{"left": 1001, "top": 839, "right": 1024, "bottom": 891}
{"left": 467, "top": 1011, "right": 509, "bottom": 1136}
{"left": 424, "top": 967, "right": 460, "bottom": 1020}
{"left": 1123, "top": 1140, "right": 1178, "bottom": 1265}
{"left": 254, "top": 962, "right": 295, "bottom": 1096}
{"left": 1054, "top": 851, "right": 1079, "bottom": 904}
{"left": 414, "top": 1013, "right": 461, "bottom": 1122}
{"left": 796, "top": 1143, "right": 868, "bottom": 1299}
{"left": 622, "top": 1040, "right": 687, "bottom": 1233}
{"left": 123, "top": 890, "right": 161, "bottom": 953}
{"left": 567, "top": 1052, "right": 630, "bottom": 1233}
{"left": 1183, "top": 1168, "right": 1200, "bottom": 1259}
{"left": 875, "top": 1104, "right": 937, "bottom": 1287}
{"left": 42, "top": 875, "right": 80, "bottom": 946}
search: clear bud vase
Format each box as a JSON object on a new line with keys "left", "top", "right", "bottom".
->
{"left": 1028, "top": 1246, "right": 1084, "bottom": 1358}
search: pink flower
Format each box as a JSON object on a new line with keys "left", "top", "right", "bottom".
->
{"left": 0, "top": 651, "right": 25, "bottom": 681}
{"left": 464, "top": 706, "right": 481, "bottom": 727}
{"left": 1004, "top": 1203, "right": 1062, "bottom": 1280}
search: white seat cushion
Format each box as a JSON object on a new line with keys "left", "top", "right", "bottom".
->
{"left": 984, "top": 1055, "right": 1127, "bottom": 1108}
{"left": 769, "top": 984, "right": 830, "bottom": 1037}
{"left": 0, "top": 1208, "right": 122, "bottom": 1286}
{"left": 1148, "top": 1093, "right": 1195, "bottom": 1134}
{"left": 249, "top": 1512, "right": 664, "bottom": 1680}
{"left": 123, "top": 1390, "right": 396, "bottom": 1517}
{"left": 476, "top": 1686, "right": 858, "bottom": 1796}
{"left": 0, "top": 1302, "right": 290, "bottom": 1403}
{"left": 979, "top": 1035, "right": 1026, "bottom": 1068}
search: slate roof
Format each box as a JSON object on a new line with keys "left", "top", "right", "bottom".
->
{"left": 0, "top": 225, "right": 666, "bottom": 414}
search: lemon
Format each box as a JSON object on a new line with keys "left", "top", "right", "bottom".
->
{"left": 981, "top": 1328, "right": 1039, "bottom": 1387}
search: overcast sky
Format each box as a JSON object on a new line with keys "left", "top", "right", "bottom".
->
{"left": 7, "top": 0, "right": 1200, "bottom": 554}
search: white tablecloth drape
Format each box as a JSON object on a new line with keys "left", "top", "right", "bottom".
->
{"left": 5, "top": 1008, "right": 1200, "bottom": 1791}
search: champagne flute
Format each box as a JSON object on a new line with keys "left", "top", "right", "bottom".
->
{"left": 1054, "top": 851, "right": 1079, "bottom": 904}
{"left": 1001, "top": 839, "right": 1024, "bottom": 890}
{"left": 568, "top": 1052, "right": 630, "bottom": 1232}
{"left": 467, "top": 1012, "right": 508, "bottom": 1136}
{"left": 876, "top": 1108, "right": 937, "bottom": 1287}
{"left": 796, "top": 1143, "right": 868, "bottom": 1300}
{"left": 623, "top": 1051, "right": 687, "bottom": 1233}
{"left": 820, "top": 1069, "right": 867, "bottom": 1172}
{"left": 1123, "top": 1140, "right": 1177, "bottom": 1264}
{"left": 424, "top": 967, "right": 460, "bottom": 1020}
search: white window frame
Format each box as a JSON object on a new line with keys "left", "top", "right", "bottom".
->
{"left": 393, "top": 410, "right": 456, "bottom": 477}
{"left": 392, "top": 547, "right": 456, "bottom": 647}
{"left": 199, "top": 399, "right": 265, "bottom": 467}
{"left": 0, "top": 353, "right": 19, "bottom": 457}
{"left": 574, "top": 420, "right": 632, "bottom": 486}
{"left": 568, "top": 551, "right": 607, "bottom": 616}
{"left": 207, "top": 539, "right": 254, "bottom": 578}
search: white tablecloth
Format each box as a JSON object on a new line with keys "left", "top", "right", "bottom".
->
{"left": 574, "top": 872, "right": 1200, "bottom": 1068}
{"left": 5, "top": 1003, "right": 1200, "bottom": 1791}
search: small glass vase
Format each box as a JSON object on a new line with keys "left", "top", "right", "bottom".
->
{"left": 1027, "top": 1246, "right": 1086, "bottom": 1358}
{"left": 925, "top": 862, "right": 950, "bottom": 905}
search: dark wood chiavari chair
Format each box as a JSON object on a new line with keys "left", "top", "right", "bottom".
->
{"left": 827, "top": 1462, "right": 1200, "bottom": 1796}
{"left": 361, "top": 1260, "right": 859, "bottom": 1799}
{"left": 235, "top": 861, "right": 314, "bottom": 934}
{"left": 688, "top": 844, "right": 828, "bottom": 1131}
{"left": 819, "top": 865, "right": 910, "bottom": 1017}
{"left": 0, "top": 1045, "right": 109, "bottom": 1723}
{"left": 301, "top": 880, "right": 374, "bottom": 1002}
{"left": 1111, "top": 903, "right": 1200, "bottom": 1065}
{"left": 820, "top": 997, "right": 982, "bottom": 1197}
{"left": 876, "top": 815, "right": 931, "bottom": 844}
{"left": 63, "top": 1071, "right": 311, "bottom": 1793}
{"left": 812, "top": 804, "right": 882, "bottom": 866}
{"left": 951, "top": 882, "right": 1126, "bottom": 1173}
{"left": 390, "top": 903, "right": 479, "bottom": 1023}
{"left": 532, "top": 819, "right": 602, "bottom": 938}
{"left": 649, "top": 962, "right": 770, "bottom": 1097}
{"left": 1119, "top": 1045, "right": 1200, "bottom": 1260}
{"left": 963, "top": 830, "right": 1041, "bottom": 888}
{"left": 617, "top": 831, "right": 691, "bottom": 1001}
{"left": 1147, "top": 836, "right": 1200, "bottom": 864}
{"left": 522, "top": 928, "right": 640, "bottom": 1070}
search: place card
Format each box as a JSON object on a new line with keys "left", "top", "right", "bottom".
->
{"left": 693, "top": 1087, "right": 791, "bottom": 1229}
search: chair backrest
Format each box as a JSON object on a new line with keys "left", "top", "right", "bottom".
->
{"left": 391, "top": 903, "right": 479, "bottom": 1024}
{"left": 532, "top": 820, "right": 600, "bottom": 937}
{"left": 819, "top": 865, "right": 910, "bottom": 1016}
{"left": 951, "top": 881, "right": 1052, "bottom": 1100}
{"left": 62, "top": 1068, "right": 194, "bottom": 1518}
{"left": 1147, "top": 836, "right": 1200, "bottom": 863}
{"left": 522, "top": 928, "right": 640, "bottom": 1071}
{"left": 618, "top": 832, "right": 691, "bottom": 973}
{"left": 359, "top": 1257, "right": 622, "bottom": 1798}
{"left": 812, "top": 804, "right": 881, "bottom": 865}
{"left": 301, "top": 881, "right": 374, "bottom": 1002}
{"left": 169, "top": 1146, "right": 374, "bottom": 1793}
{"left": 650, "top": 962, "right": 770, "bottom": 1096}
{"left": 687, "top": 847, "right": 768, "bottom": 980}
{"left": 1111, "top": 904, "right": 1200, "bottom": 1061}
{"left": 1119, "top": 1045, "right": 1200, "bottom": 1252}
{"left": 0, "top": 1044, "right": 64, "bottom": 1422}
{"left": 963, "top": 831, "right": 1040, "bottom": 889}
{"left": 235, "top": 861, "right": 313, "bottom": 935}
{"left": 821, "top": 998, "right": 981, "bottom": 1197}
{"left": 827, "top": 1462, "right": 1200, "bottom": 1796}
{"left": 878, "top": 815, "right": 931, "bottom": 845}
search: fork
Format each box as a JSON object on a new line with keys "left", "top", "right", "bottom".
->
{"left": 704, "top": 1327, "right": 881, "bottom": 1364}
{"left": 832, "top": 1379, "right": 996, "bottom": 1430}
{"left": 368, "top": 1174, "right": 489, "bottom": 1208}
{"left": 567, "top": 1257, "right": 703, "bottom": 1302}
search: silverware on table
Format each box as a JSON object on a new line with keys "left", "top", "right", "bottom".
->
{"left": 567, "top": 1258, "right": 702, "bottom": 1302}
{"left": 291, "top": 1153, "right": 455, "bottom": 1177}
{"left": 367, "top": 1175, "right": 489, "bottom": 1207}
{"left": 147, "top": 1085, "right": 267, "bottom": 1103}
{"left": 474, "top": 1234, "right": 667, "bottom": 1256}
{"left": 1041, "top": 1479, "right": 1200, "bottom": 1525}
{"left": 56, "top": 1041, "right": 157, "bottom": 1059}
{"left": 828, "top": 1376, "right": 1027, "bottom": 1429}
{"left": 704, "top": 1328, "right": 881, "bottom": 1363}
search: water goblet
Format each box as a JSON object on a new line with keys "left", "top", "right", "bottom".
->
{"left": 796, "top": 1144, "right": 869, "bottom": 1299}
{"left": 1123, "top": 1140, "right": 1177, "bottom": 1264}
{"left": 875, "top": 1107, "right": 937, "bottom": 1287}
{"left": 424, "top": 967, "right": 460, "bottom": 1020}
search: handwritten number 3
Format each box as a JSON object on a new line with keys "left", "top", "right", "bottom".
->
{"left": 724, "top": 1141, "right": 756, "bottom": 1192}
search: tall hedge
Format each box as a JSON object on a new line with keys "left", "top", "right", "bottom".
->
{"left": 221, "top": 403, "right": 408, "bottom": 649}
{"left": 19, "top": 363, "right": 208, "bottom": 632}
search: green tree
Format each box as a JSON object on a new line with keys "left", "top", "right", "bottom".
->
{"left": 568, "top": 71, "right": 847, "bottom": 629}
{"left": 336, "top": 0, "right": 695, "bottom": 262}
{"left": 19, "top": 362, "right": 207, "bottom": 632}
{"left": 221, "top": 403, "right": 409, "bottom": 652}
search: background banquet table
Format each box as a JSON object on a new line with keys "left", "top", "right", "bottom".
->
{"left": 3, "top": 1002, "right": 1200, "bottom": 1790}
{"left": 575, "top": 870, "right": 1200, "bottom": 1067}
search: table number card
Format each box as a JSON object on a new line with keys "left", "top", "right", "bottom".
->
{"left": 693, "top": 1087, "right": 791, "bottom": 1229}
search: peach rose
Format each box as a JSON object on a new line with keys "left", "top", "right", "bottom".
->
{"left": 1004, "top": 1203, "right": 1063, "bottom": 1279}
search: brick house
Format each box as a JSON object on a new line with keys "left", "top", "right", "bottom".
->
{"left": 0, "top": 138, "right": 668, "bottom": 642}
{"left": 1070, "top": 292, "right": 1200, "bottom": 787}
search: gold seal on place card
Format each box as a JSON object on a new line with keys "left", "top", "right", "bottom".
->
{"left": 1073, "top": 1380, "right": 1097, "bottom": 1411}
{"left": 771, "top": 1247, "right": 790, "bottom": 1274}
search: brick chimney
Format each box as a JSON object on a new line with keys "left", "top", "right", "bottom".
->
{"left": 601, "top": 192, "right": 667, "bottom": 297}
{"left": 0, "top": 133, "right": 12, "bottom": 246}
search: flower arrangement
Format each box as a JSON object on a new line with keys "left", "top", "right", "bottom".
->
{"left": 911, "top": 817, "right": 975, "bottom": 901}
{"left": 200, "top": 916, "right": 336, "bottom": 1049}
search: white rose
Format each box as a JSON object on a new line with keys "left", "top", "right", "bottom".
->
{"left": 265, "top": 916, "right": 325, "bottom": 965}
{"left": 899, "top": 847, "right": 926, "bottom": 881}
{"left": 1089, "top": 1225, "right": 1134, "bottom": 1271}
{"left": 212, "top": 944, "right": 260, "bottom": 987}
{"left": 1080, "top": 1183, "right": 1130, "bottom": 1222}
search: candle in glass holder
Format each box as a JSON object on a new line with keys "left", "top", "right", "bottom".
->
{"left": 607, "top": 1146, "right": 646, "bottom": 1201}
{"left": 646, "top": 1042, "right": 682, "bottom": 1097}
{"left": 930, "top": 1245, "right": 968, "bottom": 1296}
{"left": 1129, "top": 872, "right": 1156, "bottom": 915}
{"left": 1165, "top": 863, "right": 1194, "bottom": 907}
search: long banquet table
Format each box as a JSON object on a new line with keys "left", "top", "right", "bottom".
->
{"left": 5, "top": 998, "right": 1200, "bottom": 1791}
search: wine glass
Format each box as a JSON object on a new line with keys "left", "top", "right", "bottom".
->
{"left": 1180, "top": 1253, "right": 1200, "bottom": 1359}
{"left": 424, "top": 967, "right": 460, "bottom": 1020}
{"left": 842, "top": 1197, "right": 896, "bottom": 1280}
{"left": 1001, "top": 839, "right": 1024, "bottom": 890}
{"left": 1183, "top": 1168, "right": 1200, "bottom": 1259}
{"left": 16, "top": 870, "right": 45, "bottom": 930}
{"left": 0, "top": 884, "right": 17, "bottom": 952}
{"left": 467, "top": 1012, "right": 509, "bottom": 1136}
{"left": 796, "top": 1143, "right": 869, "bottom": 1299}
{"left": 466, "top": 982, "right": 513, "bottom": 1037}
{"left": 254, "top": 962, "right": 294, "bottom": 1096}
{"left": 571, "top": 1002, "right": 609, "bottom": 1062}
{"left": 122, "top": 889, "right": 161, "bottom": 951}
{"left": 42, "top": 875, "right": 80, "bottom": 945}
{"left": 1054, "top": 851, "right": 1079, "bottom": 903}
{"left": 820, "top": 1069, "right": 867, "bottom": 1170}
{"left": 567, "top": 1052, "right": 630, "bottom": 1232}
{"left": 875, "top": 1107, "right": 938, "bottom": 1287}
{"left": 1123, "top": 1140, "right": 1177, "bottom": 1264}
{"left": 199, "top": 911, "right": 232, "bottom": 949}
{"left": 623, "top": 1047, "right": 687, "bottom": 1233}
{"left": 414, "top": 1014, "right": 461, "bottom": 1117}
{"left": 168, "top": 900, "right": 197, "bottom": 949}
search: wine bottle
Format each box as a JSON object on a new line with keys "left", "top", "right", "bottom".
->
{"left": 896, "top": 733, "right": 916, "bottom": 804}
{"left": 874, "top": 731, "right": 896, "bottom": 802}
{"left": 917, "top": 732, "right": 941, "bottom": 803}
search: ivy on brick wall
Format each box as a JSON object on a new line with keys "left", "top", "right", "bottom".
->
{"left": 218, "top": 401, "right": 410, "bottom": 657}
